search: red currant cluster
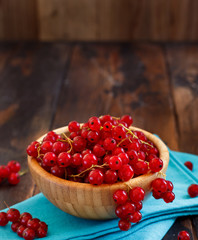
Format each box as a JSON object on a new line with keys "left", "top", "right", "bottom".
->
{"left": 27, "top": 115, "right": 164, "bottom": 185}
{"left": 151, "top": 178, "right": 175, "bottom": 203}
{"left": 113, "top": 187, "right": 144, "bottom": 231}
{"left": 0, "top": 207, "right": 48, "bottom": 240}
{"left": 0, "top": 161, "right": 21, "bottom": 185}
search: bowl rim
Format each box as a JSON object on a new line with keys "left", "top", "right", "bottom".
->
{"left": 28, "top": 125, "right": 169, "bottom": 191}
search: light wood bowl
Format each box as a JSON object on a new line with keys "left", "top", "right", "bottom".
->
{"left": 28, "top": 126, "right": 169, "bottom": 220}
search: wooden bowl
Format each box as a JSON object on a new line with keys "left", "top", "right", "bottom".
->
{"left": 28, "top": 126, "right": 169, "bottom": 220}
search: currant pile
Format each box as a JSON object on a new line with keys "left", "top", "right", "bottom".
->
{"left": 0, "top": 207, "right": 48, "bottom": 240}
{"left": 0, "top": 161, "right": 21, "bottom": 185}
{"left": 27, "top": 115, "right": 164, "bottom": 184}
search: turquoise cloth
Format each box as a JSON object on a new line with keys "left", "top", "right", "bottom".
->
{"left": 0, "top": 150, "right": 198, "bottom": 240}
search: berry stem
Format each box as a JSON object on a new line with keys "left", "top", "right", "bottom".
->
{"left": 70, "top": 163, "right": 108, "bottom": 178}
{"left": 18, "top": 169, "right": 28, "bottom": 176}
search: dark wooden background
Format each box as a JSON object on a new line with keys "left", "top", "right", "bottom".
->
{"left": 1, "top": 0, "right": 198, "bottom": 42}
{"left": 0, "top": 42, "right": 197, "bottom": 239}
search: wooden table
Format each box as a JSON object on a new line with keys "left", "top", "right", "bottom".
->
{"left": 0, "top": 42, "right": 197, "bottom": 239}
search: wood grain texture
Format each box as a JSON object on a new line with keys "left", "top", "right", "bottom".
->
{"left": 1, "top": 0, "right": 198, "bottom": 41}
{"left": 0, "top": 0, "right": 38, "bottom": 40}
{"left": 0, "top": 43, "right": 72, "bottom": 209}
{"left": 166, "top": 44, "right": 198, "bottom": 155}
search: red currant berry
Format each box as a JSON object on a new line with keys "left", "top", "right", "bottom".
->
{"left": 7, "top": 208, "right": 20, "bottom": 222}
{"left": 50, "top": 165, "right": 65, "bottom": 178}
{"left": 137, "top": 151, "right": 146, "bottom": 161}
{"left": 0, "top": 165, "right": 10, "bottom": 178}
{"left": 149, "top": 157, "right": 163, "bottom": 172}
{"left": 118, "top": 153, "right": 129, "bottom": 165}
{"left": 113, "top": 190, "right": 128, "bottom": 205}
{"left": 152, "top": 190, "right": 163, "bottom": 199}
{"left": 163, "top": 191, "right": 175, "bottom": 203}
{"left": 73, "top": 136, "right": 87, "bottom": 152}
{"left": 103, "top": 137, "right": 117, "bottom": 151}
{"left": 87, "top": 131, "right": 100, "bottom": 143}
{"left": 135, "top": 131, "right": 147, "bottom": 141}
{"left": 40, "top": 141, "right": 53, "bottom": 154}
{"left": 7, "top": 161, "right": 21, "bottom": 173}
{"left": 0, "top": 212, "right": 8, "bottom": 226}
{"left": 82, "top": 153, "right": 98, "bottom": 169}
{"left": 128, "top": 142, "right": 140, "bottom": 152}
{"left": 11, "top": 222, "right": 20, "bottom": 232}
{"left": 71, "top": 153, "right": 82, "bottom": 166}
{"left": 57, "top": 152, "right": 71, "bottom": 167}
{"left": 17, "top": 225, "right": 26, "bottom": 237}
{"left": 93, "top": 144, "right": 106, "bottom": 157}
{"left": 104, "top": 170, "right": 118, "bottom": 184}
{"left": 103, "top": 121, "right": 113, "bottom": 131}
{"left": 148, "top": 147, "right": 159, "bottom": 156}
{"left": 27, "top": 218, "right": 40, "bottom": 231}
{"left": 109, "top": 156, "right": 122, "bottom": 170}
{"left": 129, "top": 187, "right": 145, "bottom": 203}
{"left": 88, "top": 169, "right": 104, "bottom": 185}
{"left": 166, "top": 180, "right": 174, "bottom": 192}
{"left": 81, "top": 128, "right": 89, "bottom": 139}
{"left": 36, "top": 227, "right": 47, "bottom": 238}
{"left": 100, "top": 115, "right": 113, "bottom": 124}
{"left": 68, "top": 121, "right": 80, "bottom": 132}
{"left": 88, "top": 117, "right": 101, "bottom": 131}
{"left": 43, "top": 152, "right": 57, "bottom": 166}
{"left": 146, "top": 154, "right": 157, "bottom": 162}
{"left": 26, "top": 142, "right": 39, "bottom": 157}
{"left": 115, "top": 205, "right": 123, "bottom": 218}
{"left": 177, "top": 230, "right": 190, "bottom": 240}
{"left": 23, "top": 227, "right": 36, "bottom": 240}
{"left": 118, "top": 219, "right": 131, "bottom": 231}
{"left": 39, "top": 221, "right": 48, "bottom": 231}
{"left": 184, "top": 161, "right": 193, "bottom": 171}
{"left": 41, "top": 162, "right": 51, "bottom": 172}
{"left": 20, "top": 213, "right": 32, "bottom": 226}
{"left": 43, "top": 131, "right": 60, "bottom": 143}
{"left": 82, "top": 149, "right": 92, "bottom": 156}
{"left": 129, "top": 211, "right": 142, "bottom": 223}
{"left": 133, "top": 161, "right": 148, "bottom": 175}
{"left": 121, "top": 115, "right": 133, "bottom": 127}
{"left": 52, "top": 141, "right": 68, "bottom": 155}
{"left": 112, "top": 126, "right": 126, "bottom": 140}
{"left": 8, "top": 172, "right": 20, "bottom": 185}
{"left": 152, "top": 178, "right": 167, "bottom": 193}
{"left": 127, "top": 150, "right": 138, "bottom": 162}
{"left": 112, "top": 147, "right": 125, "bottom": 156}
{"left": 118, "top": 164, "right": 134, "bottom": 181}
{"left": 121, "top": 201, "right": 136, "bottom": 217}
{"left": 188, "top": 184, "right": 198, "bottom": 198}
{"left": 135, "top": 201, "right": 143, "bottom": 211}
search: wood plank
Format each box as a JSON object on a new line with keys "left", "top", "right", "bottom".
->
{"left": 36, "top": 0, "right": 198, "bottom": 42}
{"left": 0, "top": 43, "right": 72, "bottom": 209}
{"left": 0, "top": 0, "right": 38, "bottom": 40}
{"left": 37, "top": 0, "right": 97, "bottom": 41}
{"left": 166, "top": 44, "right": 198, "bottom": 155}
{"left": 165, "top": 43, "right": 198, "bottom": 240}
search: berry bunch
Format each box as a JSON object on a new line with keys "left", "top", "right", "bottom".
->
{"left": 27, "top": 115, "right": 164, "bottom": 185}
{"left": 0, "top": 207, "right": 48, "bottom": 240}
{"left": 113, "top": 187, "right": 144, "bottom": 231}
{"left": 151, "top": 178, "right": 175, "bottom": 203}
{"left": 0, "top": 161, "right": 21, "bottom": 185}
